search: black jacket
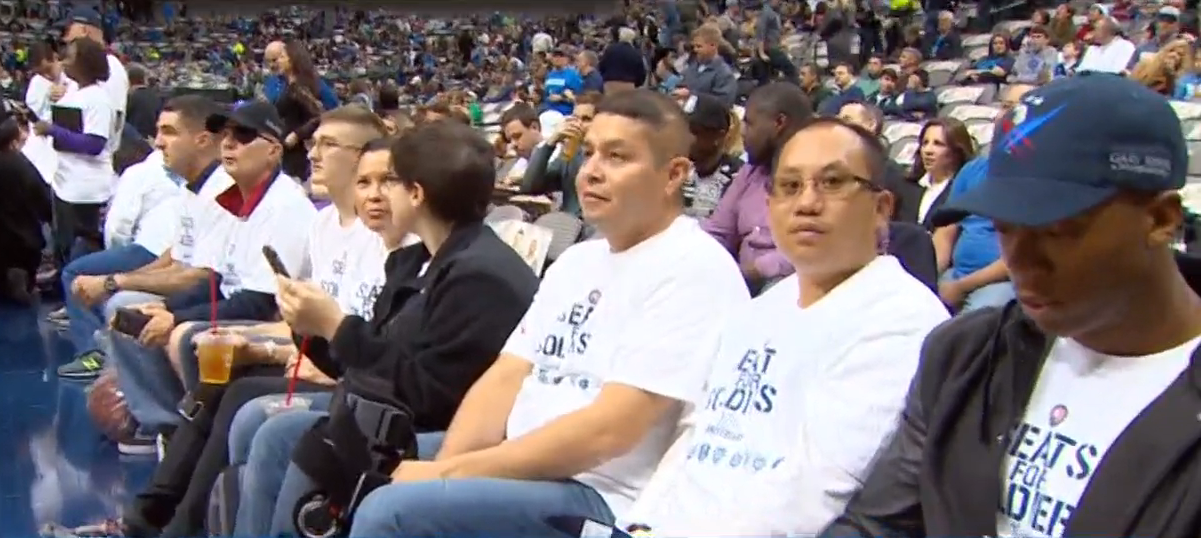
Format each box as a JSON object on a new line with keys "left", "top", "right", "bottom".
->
{"left": 321, "top": 222, "right": 538, "bottom": 433}
{"left": 0, "top": 151, "right": 51, "bottom": 267}
{"left": 822, "top": 254, "right": 1201, "bottom": 538}
{"left": 598, "top": 41, "right": 647, "bottom": 86}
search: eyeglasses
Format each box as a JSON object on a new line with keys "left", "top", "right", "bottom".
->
{"left": 770, "top": 173, "right": 882, "bottom": 200}
{"left": 305, "top": 137, "right": 365, "bottom": 154}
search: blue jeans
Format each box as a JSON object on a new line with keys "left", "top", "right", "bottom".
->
{"left": 104, "top": 319, "right": 257, "bottom": 434}
{"left": 62, "top": 244, "right": 156, "bottom": 355}
{"left": 941, "top": 271, "right": 1016, "bottom": 312}
{"left": 234, "top": 403, "right": 446, "bottom": 536}
{"left": 228, "top": 391, "right": 335, "bottom": 466}
{"left": 350, "top": 477, "right": 613, "bottom": 537}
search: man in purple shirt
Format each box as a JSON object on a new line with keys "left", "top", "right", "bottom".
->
{"left": 702, "top": 83, "right": 814, "bottom": 293}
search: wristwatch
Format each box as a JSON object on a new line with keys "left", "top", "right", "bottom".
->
{"left": 103, "top": 275, "right": 120, "bottom": 294}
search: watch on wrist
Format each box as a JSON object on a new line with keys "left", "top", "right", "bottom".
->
{"left": 103, "top": 275, "right": 120, "bottom": 293}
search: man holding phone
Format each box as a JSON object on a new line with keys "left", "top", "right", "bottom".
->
{"left": 103, "top": 100, "right": 316, "bottom": 454}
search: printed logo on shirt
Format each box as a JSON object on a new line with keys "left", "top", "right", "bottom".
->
{"left": 682, "top": 342, "right": 785, "bottom": 474}
{"left": 998, "top": 420, "right": 1101, "bottom": 537}
{"left": 350, "top": 281, "right": 383, "bottom": 320}
{"left": 178, "top": 216, "right": 195, "bottom": 248}
{"left": 682, "top": 168, "right": 734, "bottom": 220}
{"left": 1049, "top": 404, "right": 1068, "bottom": 427}
{"left": 531, "top": 289, "right": 602, "bottom": 391}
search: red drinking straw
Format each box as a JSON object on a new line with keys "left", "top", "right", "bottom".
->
{"left": 285, "top": 336, "right": 311, "bottom": 406}
{"left": 208, "top": 271, "right": 219, "bottom": 330}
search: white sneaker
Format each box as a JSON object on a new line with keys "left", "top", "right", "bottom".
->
{"left": 117, "top": 435, "right": 157, "bottom": 457}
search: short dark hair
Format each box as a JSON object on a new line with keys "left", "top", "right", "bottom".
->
{"left": 499, "top": 102, "right": 539, "bottom": 129}
{"left": 361, "top": 136, "right": 394, "bottom": 154}
{"left": 67, "top": 38, "right": 110, "bottom": 86}
{"left": 1028, "top": 24, "right": 1049, "bottom": 37}
{"left": 880, "top": 68, "right": 899, "bottom": 82}
{"left": 161, "top": 95, "right": 222, "bottom": 130}
{"left": 749, "top": 82, "right": 814, "bottom": 131}
{"left": 594, "top": 89, "right": 692, "bottom": 160}
{"left": 911, "top": 68, "right": 930, "bottom": 88}
{"left": 832, "top": 61, "right": 856, "bottom": 74}
{"left": 389, "top": 121, "right": 494, "bottom": 224}
{"left": 777, "top": 117, "right": 890, "bottom": 187}
{"left": 378, "top": 84, "right": 400, "bottom": 111}
{"left": 320, "top": 105, "right": 389, "bottom": 139}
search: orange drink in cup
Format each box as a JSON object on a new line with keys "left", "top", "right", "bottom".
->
{"left": 195, "top": 329, "right": 236, "bottom": 385}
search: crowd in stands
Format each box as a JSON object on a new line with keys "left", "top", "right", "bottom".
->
{"left": 2, "top": 0, "right": 1201, "bottom": 536}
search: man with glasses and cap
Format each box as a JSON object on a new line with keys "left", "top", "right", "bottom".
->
{"left": 103, "top": 100, "right": 315, "bottom": 455}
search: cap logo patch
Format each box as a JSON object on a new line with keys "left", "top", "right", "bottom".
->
{"left": 997, "top": 104, "right": 1066, "bottom": 157}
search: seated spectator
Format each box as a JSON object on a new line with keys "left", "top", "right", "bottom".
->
{"left": 0, "top": 102, "right": 50, "bottom": 304}
{"left": 962, "top": 33, "right": 1016, "bottom": 85}
{"left": 576, "top": 50, "right": 604, "bottom": 94}
{"left": 816, "top": 62, "right": 866, "bottom": 116}
{"left": 117, "top": 106, "right": 395, "bottom": 536}
{"left": 1077, "top": 17, "right": 1135, "bottom": 74}
{"left": 545, "top": 47, "right": 585, "bottom": 117}
{"left": 1150, "top": 39, "right": 1195, "bottom": 98}
{"left": 868, "top": 68, "right": 901, "bottom": 110}
{"left": 922, "top": 11, "right": 964, "bottom": 61}
{"left": 264, "top": 90, "right": 748, "bottom": 537}
{"left": 798, "top": 63, "right": 832, "bottom": 113}
{"left": 57, "top": 96, "right": 230, "bottom": 382}
{"left": 599, "top": 27, "right": 647, "bottom": 94}
{"left": 623, "top": 117, "right": 948, "bottom": 537}
{"left": 930, "top": 84, "right": 1032, "bottom": 312}
{"left": 821, "top": 73, "right": 1201, "bottom": 538}
{"left": 1132, "top": 53, "right": 1179, "bottom": 96}
{"left": 1055, "top": 40, "right": 1084, "bottom": 78}
{"left": 1011, "top": 25, "right": 1058, "bottom": 85}
{"left": 676, "top": 25, "right": 738, "bottom": 108}
{"left": 104, "top": 101, "right": 317, "bottom": 450}
{"left": 705, "top": 83, "right": 812, "bottom": 294}
{"left": 1049, "top": 5, "right": 1078, "bottom": 47}
{"left": 518, "top": 91, "right": 603, "bottom": 218}
{"left": 1010, "top": 9, "right": 1050, "bottom": 52}
{"left": 1130, "top": 6, "right": 1184, "bottom": 68}
{"left": 898, "top": 118, "right": 975, "bottom": 232}
{"left": 895, "top": 46, "right": 923, "bottom": 88}
{"left": 652, "top": 53, "right": 684, "bottom": 94}
{"left": 682, "top": 94, "right": 744, "bottom": 219}
{"left": 837, "top": 101, "right": 910, "bottom": 220}
{"left": 881, "top": 69, "right": 937, "bottom": 122}
{"left": 856, "top": 55, "right": 885, "bottom": 98}
{"left": 1175, "top": 45, "right": 1201, "bottom": 99}
{"left": 1075, "top": 3, "right": 1107, "bottom": 42}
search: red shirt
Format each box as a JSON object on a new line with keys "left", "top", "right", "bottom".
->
{"left": 215, "top": 174, "right": 274, "bottom": 219}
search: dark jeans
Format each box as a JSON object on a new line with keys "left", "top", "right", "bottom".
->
{"left": 125, "top": 366, "right": 334, "bottom": 538}
{"left": 51, "top": 194, "right": 103, "bottom": 268}
{"left": 752, "top": 46, "right": 800, "bottom": 86}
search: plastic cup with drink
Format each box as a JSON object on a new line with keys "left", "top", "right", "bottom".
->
{"left": 261, "top": 393, "right": 313, "bottom": 417}
{"left": 195, "top": 329, "right": 237, "bottom": 385}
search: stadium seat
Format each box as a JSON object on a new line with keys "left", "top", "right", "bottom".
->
{"left": 923, "top": 60, "right": 967, "bottom": 87}
{"left": 882, "top": 121, "right": 924, "bottom": 144}
{"left": 533, "top": 212, "right": 584, "bottom": 261}
{"left": 967, "top": 123, "right": 996, "bottom": 148}
{"left": 1171, "top": 101, "right": 1201, "bottom": 122}
{"left": 945, "top": 104, "right": 1002, "bottom": 124}
{"left": 937, "top": 85, "right": 988, "bottom": 106}
{"left": 485, "top": 205, "right": 527, "bottom": 224}
{"left": 890, "top": 137, "right": 920, "bottom": 167}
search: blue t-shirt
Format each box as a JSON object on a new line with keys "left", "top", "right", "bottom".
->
{"left": 949, "top": 157, "right": 1001, "bottom": 280}
{"left": 544, "top": 67, "right": 584, "bottom": 115}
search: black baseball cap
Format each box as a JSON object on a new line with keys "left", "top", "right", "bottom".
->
{"left": 70, "top": 10, "right": 103, "bottom": 28}
{"left": 205, "top": 100, "right": 286, "bottom": 141}
{"left": 682, "top": 94, "right": 731, "bottom": 132}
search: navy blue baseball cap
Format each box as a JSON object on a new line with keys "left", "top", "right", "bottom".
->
{"left": 70, "top": 10, "right": 103, "bottom": 28}
{"left": 931, "top": 74, "right": 1187, "bottom": 228}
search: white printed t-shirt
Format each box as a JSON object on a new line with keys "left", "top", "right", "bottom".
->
{"left": 503, "top": 216, "right": 751, "bottom": 517}
{"left": 996, "top": 334, "right": 1198, "bottom": 537}
{"left": 52, "top": 84, "right": 116, "bottom": 203}
{"left": 627, "top": 256, "right": 949, "bottom": 535}
{"left": 201, "top": 175, "right": 316, "bottom": 297}
{"left": 22, "top": 73, "right": 64, "bottom": 183}
{"left": 103, "top": 151, "right": 180, "bottom": 250}
{"left": 308, "top": 206, "right": 389, "bottom": 319}
{"left": 171, "top": 166, "right": 236, "bottom": 266}
{"left": 103, "top": 54, "right": 130, "bottom": 154}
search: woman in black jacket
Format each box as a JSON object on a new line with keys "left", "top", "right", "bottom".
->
{"left": 275, "top": 41, "right": 327, "bottom": 181}
{"left": 233, "top": 121, "right": 539, "bottom": 536}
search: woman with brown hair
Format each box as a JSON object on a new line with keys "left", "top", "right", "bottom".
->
{"left": 1133, "top": 39, "right": 1193, "bottom": 97}
{"left": 898, "top": 118, "right": 976, "bottom": 231}
{"left": 276, "top": 40, "right": 336, "bottom": 180}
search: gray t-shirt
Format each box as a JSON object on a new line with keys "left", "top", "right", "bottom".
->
{"left": 1013, "top": 47, "right": 1058, "bottom": 84}
{"left": 756, "top": 5, "right": 782, "bottom": 47}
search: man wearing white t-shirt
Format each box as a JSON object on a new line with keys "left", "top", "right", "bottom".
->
{"left": 57, "top": 95, "right": 229, "bottom": 381}
{"left": 821, "top": 73, "right": 1201, "bottom": 538}
{"left": 618, "top": 118, "right": 949, "bottom": 536}
{"left": 348, "top": 89, "right": 750, "bottom": 536}
{"left": 104, "top": 100, "right": 316, "bottom": 447}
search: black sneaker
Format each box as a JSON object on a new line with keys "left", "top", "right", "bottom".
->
{"left": 57, "top": 350, "right": 106, "bottom": 380}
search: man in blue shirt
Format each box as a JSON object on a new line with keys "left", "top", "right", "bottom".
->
{"left": 544, "top": 47, "right": 584, "bottom": 116}
{"left": 934, "top": 156, "right": 1014, "bottom": 311}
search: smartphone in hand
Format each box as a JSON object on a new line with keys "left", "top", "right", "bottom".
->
{"left": 262, "top": 246, "right": 290, "bottom": 278}
{"left": 112, "top": 307, "right": 152, "bottom": 337}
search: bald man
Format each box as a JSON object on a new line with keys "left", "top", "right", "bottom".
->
{"left": 261, "top": 41, "right": 288, "bottom": 103}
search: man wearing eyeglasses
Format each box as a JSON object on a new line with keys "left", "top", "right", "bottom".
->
{"left": 619, "top": 117, "right": 948, "bottom": 536}
{"left": 103, "top": 100, "right": 316, "bottom": 455}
